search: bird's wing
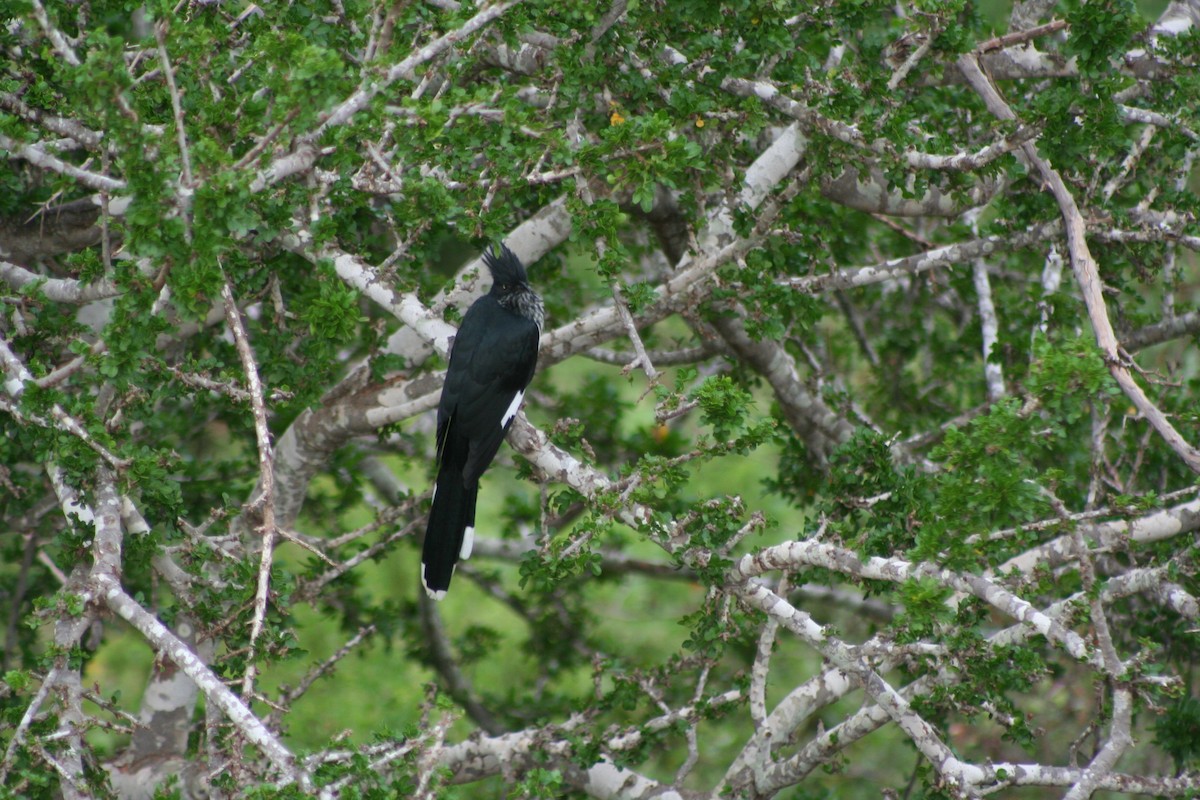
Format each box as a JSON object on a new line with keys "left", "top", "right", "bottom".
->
{"left": 438, "top": 296, "right": 540, "bottom": 483}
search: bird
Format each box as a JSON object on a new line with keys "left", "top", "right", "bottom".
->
{"left": 422, "top": 244, "right": 544, "bottom": 600}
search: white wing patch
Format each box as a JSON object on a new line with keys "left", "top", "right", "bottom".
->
{"left": 501, "top": 390, "right": 525, "bottom": 428}
{"left": 460, "top": 525, "right": 475, "bottom": 560}
{"left": 421, "top": 563, "right": 448, "bottom": 602}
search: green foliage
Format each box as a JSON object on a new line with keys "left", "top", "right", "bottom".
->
{"left": 518, "top": 521, "right": 606, "bottom": 594}
{"left": 894, "top": 577, "right": 954, "bottom": 641}
{"left": 817, "top": 430, "right": 929, "bottom": 557}
{"left": 1155, "top": 696, "right": 1200, "bottom": 770}
{"left": 1065, "top": 0, "right": 1141, "bottom": 76}
{"left": 1027, "top": 336, "right": 1118, "bottom": 418}
{"left": 301, "top": 267, "right": 364, "bottom": 344}
{"left": 691, "top": 375, "right": 755, "bottom": 441}
{"left": 2, "top": 0, "right": 1198, "bottom": 797}
{"left": 918, "top": 400, "right": 1051, "bottom": 568}
{"left": 509, "top": 767, "right": 564, "bottom": 799}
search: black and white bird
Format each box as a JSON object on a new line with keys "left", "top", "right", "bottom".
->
{"left": 422, "top": 244, "right": 543, "bottom": 600}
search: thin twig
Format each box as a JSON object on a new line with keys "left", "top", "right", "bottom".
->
{"left": 155, "top": 21, "right": 194, "bottom": 190}
{"left": 268, "top": 626, "right": 375, "bottom": 727}
{"left": 972, "top": 259, "right": 1005, "bottom": 401}
{"left": 297, "top": 516, "right": 425, "bottom": 600}
{"left": 0, "top": 397, "right": 129, "bottom": 469}
{"left": 610, "top": 279, "right": 659, "bottom": 382}
{"left": 220, "top": 279, "right": 278, "bottom": 698}
{"left": 887, "top": 27, "right": 939, "bottom": 90}
{"left": 583, "top": 344, "right": 711, "bottom": 367}
{"left": 975, "top": 19, "right": 1067, "bottom": 53}
{"left": 0, "top": 675, "right": 54, "bottom": 783}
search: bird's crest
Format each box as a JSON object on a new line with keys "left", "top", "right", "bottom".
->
{"left": 482, "top": 243, "right": 528, "bottom": 287}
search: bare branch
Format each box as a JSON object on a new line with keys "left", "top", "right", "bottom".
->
{"left": 154, "top": 21, "right": 195, "bottom": 191}
{"left": 269, "top": 625, "right": 376, "bottom": 727}
{"left": 95, "top": 574, "right": 305, "bottom": 787}
{"left": 220, "top": 279, "right": 278, "bottom": 699}
{"left": 721, "top": 76, "right": 1037, "bottom": 171}
{"left": 784, "top": 221, "right": 1062, "bottom": 293}
{"left": 972, "top": 260, "right": 1006, "bottom": 401}
{"left": 1061, "top": 687, "right": 1135, "bottom": 800}
{"left": 0, "top": 133, "right": 126, "bottom": 193}
{"left": 29, "top": 0, "right": 81, "bottom": 66}
{"left": 1124, "top": 310, "right": 1200, "bottom": 351}
{"left": 0, "top": 259, "right": 119, "bottom": 303}
{"left": 418, "top": 597, "right": 504, "bottom": 734}
{"left": 976, "top": 19, "right": 1067, "bottom": 52}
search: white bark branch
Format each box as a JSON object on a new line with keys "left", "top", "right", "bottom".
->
{"left": 0, "top": 132, "right": 126, "bottom": 193}
{"left": 221, "top": 280, "right": 278, "bottom": 698}
{"left": 972, "top": 260, "right": 1006, "bottom": 401}
{"left": 94, "top": 575, "right": 305, "bottom": 788}
{"left": 0, "top": 260, "right": 120, "bottom": 303}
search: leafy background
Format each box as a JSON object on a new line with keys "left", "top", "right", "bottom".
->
{"left": 2, "top": 0, "right": 1199, "bottom": 797}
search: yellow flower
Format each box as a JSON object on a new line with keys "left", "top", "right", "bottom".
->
{"left": 695, "top": 117, "right": 705, "bottom": 128}
{"left": 610, "top": 110, "right": 626, "bottom": 126}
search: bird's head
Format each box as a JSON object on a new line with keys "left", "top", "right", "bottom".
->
{"left": 482, "top": 244, "right": 530, "bottom": 297}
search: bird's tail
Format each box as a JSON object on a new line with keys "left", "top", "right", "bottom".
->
{"left": 421, "top": 461, "right": 478, "bottom": 600}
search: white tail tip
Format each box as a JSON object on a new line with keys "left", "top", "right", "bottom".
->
{"left": 420, "top": 563, "right": 448, "bottom": 601}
